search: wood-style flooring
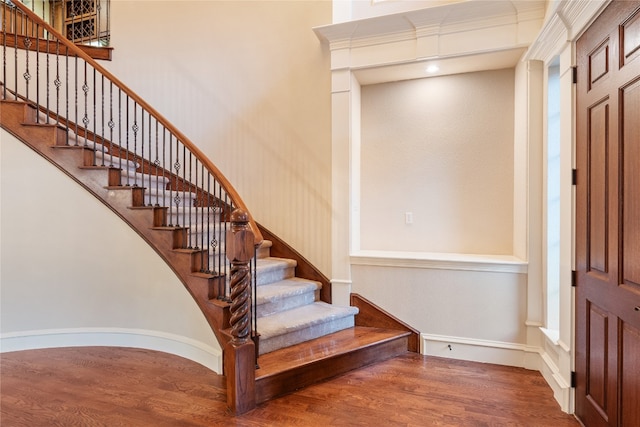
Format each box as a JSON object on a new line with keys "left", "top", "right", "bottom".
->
{"left": 1, "top": 346, "right": 580, "bottom": 426}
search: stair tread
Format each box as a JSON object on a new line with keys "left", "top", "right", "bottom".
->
{"left": 257, "top": 302, "right": 357, "bottom": 338}
{"left": 256, "top": 326, "right": 410, "bottom": 379}
{"left": 256, "top": 256, "right": 297, "bottom": 273}
{"left": 256, "top": 278, "right": 321, "bottom": 305}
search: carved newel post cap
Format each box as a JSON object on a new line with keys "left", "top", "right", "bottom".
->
{"left": 230, "top": 208, "right": 249, "bottom": 224}
{"left": 227, "top": 209, "right": 254, "bottom": 264}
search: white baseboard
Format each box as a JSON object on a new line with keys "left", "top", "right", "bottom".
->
{"left": 0, "top": 328, "right": 222, "bottom": 374}
{"left": 539, "top": 350, "right": 573, "bottom": 413}
{"left": 421, "top": 333, "right": 573, "bottom": 413}
{"left": 421, "top": 333, "right": 540, "bottom": 367}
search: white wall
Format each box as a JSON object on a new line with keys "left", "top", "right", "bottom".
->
{"left": 360, "top": 69, "right": 514, "bottom": 254}
{"left": 1, "top": 130, "right": 221, "bottom": 371}
{"left": 102, "top": 0, "right": 333, "bottom": 275}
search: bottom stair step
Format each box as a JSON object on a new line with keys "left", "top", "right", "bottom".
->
{"left": 257, "top": 302, "right": 358, "bottom": 355}
{"left": 255, "top": 326, "right": 410, "bottom": 404}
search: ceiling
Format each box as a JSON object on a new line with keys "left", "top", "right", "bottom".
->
{"left": 314, "top": 0, "right": 547, "bottom": 85}
{"left": 353, "top": 47, "right": 527, "bottom": 86}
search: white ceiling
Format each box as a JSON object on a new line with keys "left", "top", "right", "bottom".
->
{"left": 353, "top": 47, "right": 527, "bottom": 85}
{"left": 314, "top": 0, "right": 547, "bottom": 85}
{"left": 315, "top": 1, "right": 547, "bottom": 44}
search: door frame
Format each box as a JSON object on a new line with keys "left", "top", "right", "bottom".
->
{"left": 523, "top": 0, "right": 611, "bottom": 414}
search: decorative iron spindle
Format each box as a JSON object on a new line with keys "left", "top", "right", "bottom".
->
{"left": 161, "top": 128, "right": 167, "bottom": 214}
{"left": 2, "top": 3, "right": 5, "bottom": 100}
{"left": 35, "top": 23, "right": 40, "bottom": 122}
{"left": 45, "top": 29, "right": 49, "bottom": 123}
{"left": 154, "top": 120, "right": 160, "bottom": 205}
{"left": 54, "top": 40, "right": 60, "bottom": 125}
{"left": 187, "top": 151, "right": 193, "bottom": 248}
{"left": 107, "top": 79, "right": 114, "bottom": 166}
{"left": 132, "top": 102, "right": 138, "bottom": 182}
{"left": 124, "top": 95, "right": 130, "bottom": 185}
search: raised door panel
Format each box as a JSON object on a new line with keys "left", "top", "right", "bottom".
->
{"left": 621, "top": 78, "right": 640, "bottom": 289}
{"left": 587, "top": 98, "right": 610, "bottom": 276}
{"left": 620, "top": 322, "right": 640, "bottom": 426}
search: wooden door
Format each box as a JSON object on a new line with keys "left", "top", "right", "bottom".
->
{"left": 575, "top": 1, "right": 640, "bottom": 426}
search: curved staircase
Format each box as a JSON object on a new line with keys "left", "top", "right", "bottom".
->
{"left": 1, "top": 94, "right": 417, "bottom": 407}
{"left": 1, "top": 0, "right": 419, "bottom": 413}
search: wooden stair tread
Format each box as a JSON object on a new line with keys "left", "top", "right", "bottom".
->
{"left": 256, "top": 326, "right": 409, "bottom": 379}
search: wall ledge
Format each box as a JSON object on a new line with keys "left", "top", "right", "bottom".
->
{"left": 351, "top": 250, "right": 527, "bottom": 273}
{"left": 0, "top": 328, "right": 222, "bottom": 374}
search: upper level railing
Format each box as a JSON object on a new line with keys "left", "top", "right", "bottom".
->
{"left": 1, "top": 0, "right": 263, "bottom": 305}
{"left": 5, "top": 0, "right": 110, "bottom": 46}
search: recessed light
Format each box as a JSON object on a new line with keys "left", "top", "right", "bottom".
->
{"left": 426, "top": 65, "right": 440, "bottom": 73}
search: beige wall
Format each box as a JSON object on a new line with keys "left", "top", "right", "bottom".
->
{"left": 360, "top": 69, "right": 515, "bottom": 255}
{"left": 103, "top": 0, "right": 333, "bottom": 274}
{"left": 1, "top": 131, "right": 221, "bottom": 370}
{"left": 1, "top": 0, "right": 332, "bottom": 370}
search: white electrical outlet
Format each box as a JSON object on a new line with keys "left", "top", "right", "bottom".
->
{"left": 405, "top": 212, "right": 413, "bottom": 224}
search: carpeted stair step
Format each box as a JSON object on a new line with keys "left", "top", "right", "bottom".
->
{"left": 119, "top": 168, "right": 170, "bottom": 188}
{"left": 256, "top": 278, "right": 321, "bottom": 317}
{"left": 257, "top": 302, "right": 358, "bottom": 355}
{"left": 167, "top": 206, "right": 223, "bottom": 225}
{"left": 143, "top": 188, "right": 197, "bottom": 207}
{"left": 257, "top": 240, "right": 272, "bottom": 259}
{"left": 256, "top": 257, "right": 296, "bottom": 286}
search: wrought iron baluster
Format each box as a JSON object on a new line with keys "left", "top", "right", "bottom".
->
{"left": 117, "top": 88, "right": 122, "bottom": 171}
{"left": 153, "top": 119, "right": 159, "bottom": 206}
{"left": 168, "top": 132, "right": 174, "bottom": 226}
{"left": 65, "top": 44, "right": 69, "bottom": 140}
{"left": 161, "top": 127, "right": 167, "bottom": 215}
{"left": 92, "top": 67, "right": 99, "bottom": 162}
{"left": 12, "top": 6, "right": 18, "bottom": 100}
{"left": 173, "top": 135, "right": 181, "bottom": 226}
{"left": 108, "top": 81, "right": 114, "bottom": 166}
{"left": 81, "top": 61, "right": 89, "bottom": 148}
{"left": 54, "top": 40, "right": 61, "bottom": 127}
{"left": 35, "top": 23, "right": 39, "bottom": 123}
{"left": 181, "top": 144, "right": 187, "bottom": 235}
{"left": 2, "top": 1, "right": 7, "bottom": 100}
{"left": 132, "top": 102, "right": 138, "bottom": 186}
{"left": 206, "top": 173, "right": 212, "bottom": 273}
{"left": 140, "top": 109, "right": 146, "bottom": 197}
{"left": 194, "top": 158, "right": 200, "bottom": 252}
{"left": 73, "top": 55, "right": 78, "bottom": 144}
{"left": 100, "top": 75, "right": 107, "bottom": 166}
{"left": 125, "top": 95, "right": 130, "bottom": 185}
{"left": 187, "top": 151, "right": 193, "bottom": 248}
{"left": 45, "top": 26, "right": 50, "bottom": 123}
{"left": 23, "top": 33, "right": 30, "bottom": 101}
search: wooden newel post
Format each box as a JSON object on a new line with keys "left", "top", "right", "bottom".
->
{"left": 224, "top": 208, "right": 256, "bottom": 414}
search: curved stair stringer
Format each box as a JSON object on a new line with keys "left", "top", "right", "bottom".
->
{"left": 1, "top": 99, "right": 233, "bottom": 350}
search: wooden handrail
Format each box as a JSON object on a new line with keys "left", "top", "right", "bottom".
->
{"left": 3, "top": 0, "right": 263, "bottom": 246}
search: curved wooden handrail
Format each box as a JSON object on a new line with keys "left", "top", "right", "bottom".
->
{"left": 6, "top": 0, "right": 263, "bottom": 246}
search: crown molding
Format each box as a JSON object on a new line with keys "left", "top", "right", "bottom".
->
{"left": 314, "top": 0, "right": 546, "bottom": 51}
{"left": 524, "top": 0, "right": 610, "bottom": 62}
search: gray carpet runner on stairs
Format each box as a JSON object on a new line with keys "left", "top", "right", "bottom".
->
{"left": 254, "top": 244, "right": 358, "bottom": 354}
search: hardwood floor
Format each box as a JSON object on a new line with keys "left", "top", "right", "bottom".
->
{"left": 1, "top": 347, "right": 580, "bottom": 426}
